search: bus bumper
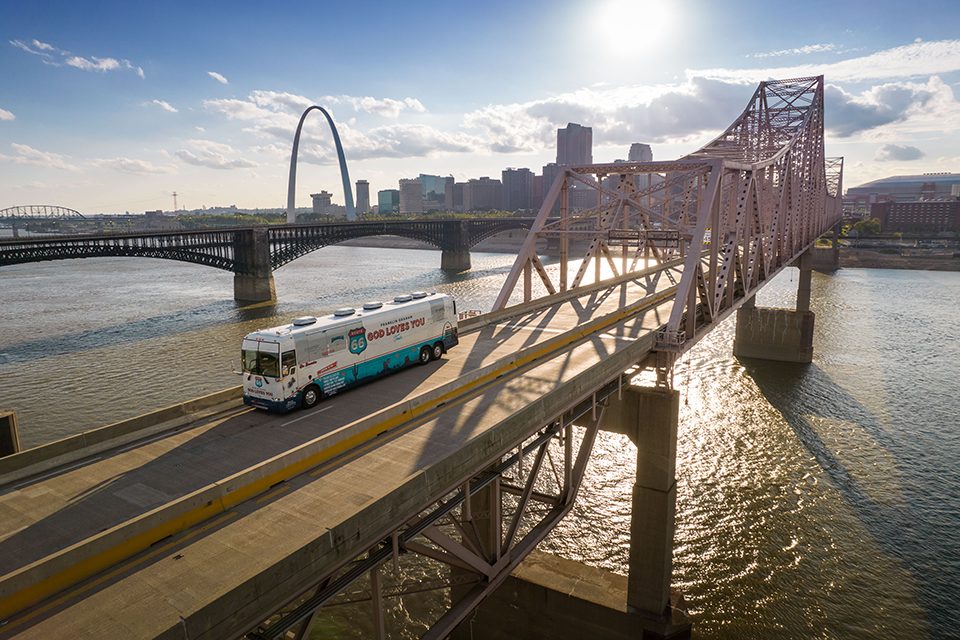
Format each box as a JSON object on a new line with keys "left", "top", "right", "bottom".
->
{"left": 243, "top": 394, "right": 299, "bottom": 413}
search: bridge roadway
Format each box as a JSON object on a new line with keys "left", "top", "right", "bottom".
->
{"left": 0, "top": 259, "right": 684, "bottom": 639}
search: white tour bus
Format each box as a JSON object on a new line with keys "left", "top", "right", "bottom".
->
{"left": 241, "top": 292, "right": 459, "bottom": 412}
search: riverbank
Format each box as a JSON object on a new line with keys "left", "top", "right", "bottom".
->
{"left": 836, "top": 247, "right": 960, "bottom": 271}
{"left": 339, "top": 230, "right": 533, "bottom": 254}
{"left": 342, "top": 235, "right": 960, "bottom": 272}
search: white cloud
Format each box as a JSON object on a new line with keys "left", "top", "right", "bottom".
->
{"left": 826, "top": 77, "right": 954, "bottom": 137}
{"left": 93, "top": 157, "right": 177, "bottom": 174}
{"left": 65, "top": 55, "right": 120, "bottom": 72}
{"left": 10, "top": 38, "right": 144, "bottom": 77}
{"left": 0, "top": 108, "right": 14, "bottom": 121}
{"left": 174, "top": 139, "right": 257, "bottom": 170}
{"left": 750, "top": 43, "right": 838, "bottom": 58}
{"left": 0, "top": 143, "right": 78, "bottom": 171}
{"left": 319, "top": 95, "right": 427, "bottom": 118}
{"left": 699, "top": 39, "right": 960, "bottom": 83}
{"left": 463, "top": 77, "right": 753, "bottom": 152}
{"left": 875, "top": 144, "right": 925, "bottom": 161}
{"left": 207, "top": 71, "right": 229, "bottom": 85}
{"left": 149, "top": 99, "right": 178, "bottom": 113}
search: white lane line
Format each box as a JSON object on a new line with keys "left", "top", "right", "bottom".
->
{"left": 280, "top": 404, "right": 334, "bottom": 427}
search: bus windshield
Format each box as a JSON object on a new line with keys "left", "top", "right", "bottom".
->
{"left": 242, "top": 344, "right": 280, "bottom": 377}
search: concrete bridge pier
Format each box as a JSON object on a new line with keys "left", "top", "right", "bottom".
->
{"left": 233, "top": 228, "right": 276, "bottom": 303}
{"left": 454, "top": 386, "right": 691, "bottom": 640}
{"left": 733, "top": 248, "right": 814, "bottom": 363}
{"left": 441, "top": 220, "right": 472, "bottom": 272}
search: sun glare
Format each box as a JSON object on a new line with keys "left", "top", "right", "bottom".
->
{"left": 594, "top": 0, "right": 674, "bottom": 55}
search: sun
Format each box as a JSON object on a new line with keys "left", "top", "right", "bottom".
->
{"left": 594, "top": 0, "right": 675, "bottom": 56}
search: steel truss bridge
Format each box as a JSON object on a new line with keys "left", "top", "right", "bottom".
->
{"left": 0, "top": 77, "right": 843, "bottom": 640}
{"left": 0, "top": 205, "right": 86, "bottom": 221}
{"left": 0, "top": 217, "right": 534, "bottom": 272}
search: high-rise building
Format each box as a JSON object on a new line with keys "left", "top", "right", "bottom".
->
{"left": 541, "top": 163, "right": 562, "bottom": 213}
{"left": 310, "top": 191, "right": 333, "bottom": 214}
{"left": 628, "top": 143, "right": 653, "bottom": 163}
{"left": 444, "top": 176, "right": 455, "bottom": 211}
{"left": 557, "top": 123, "right": 592, "bottom": 166}
{"left": 399, "top": 178, "right": 423, "bottom": 214}
{"left": 419, "top": 174, "right": 447, "bottom": 211}
{"left": 355, "top": 180, "right": 370, "bottom": 215}
{"left": 502, "top": 168, "right": 535, "bottom": 212}
{"left": 377, "top": 189, "right": 400, "bottom": 214}
{"left": 463, "top": 177, "right": 502, "bottom": 211}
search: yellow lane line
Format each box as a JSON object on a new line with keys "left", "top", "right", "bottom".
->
{"left": 0, "top": 511, "right": 239, "bottom": 634}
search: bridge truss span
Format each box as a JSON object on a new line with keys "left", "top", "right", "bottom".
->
{"left": 494, "top": 75, "right": 843, "bottom": 368}
{"left": 0, "top": 228, "right": 238, "bottom": 271}
{"left": 0, "top": 205, "right": 84, "bottom": 220}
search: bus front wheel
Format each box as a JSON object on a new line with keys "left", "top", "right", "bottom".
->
{"left": 302, "top": 385, "right": 322, "bottom": 409}
{"left": 431, "top": 343, "right": 444, "bottom": 361}
{"left": 418, "top": 346, "right": 432, "bottom": 365}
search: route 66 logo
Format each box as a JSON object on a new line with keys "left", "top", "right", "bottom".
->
{"left": 348, "top": 327, "right": 367, "bottom": 355}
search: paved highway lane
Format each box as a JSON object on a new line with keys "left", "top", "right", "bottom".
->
{"left": 0, "top": 264, "right": 681, "bottom": 636}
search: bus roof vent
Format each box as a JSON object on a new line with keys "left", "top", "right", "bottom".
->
{"left": 333, "top": 307, "right": 355, "bottom": 317}
{"left": 411, "top": 291, "right": 428, "bottom": 299}
{"left": 292, "top": 316, "right": 317, "bottom": 326}
{"left": 362, "top": 301, "right": 383, "bottom": 310}
{"left": 393, "top": 294, "right": 413, "bottom": 303}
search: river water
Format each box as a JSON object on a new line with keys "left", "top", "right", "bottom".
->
{"left": 0, "top": 243, "right": 957, "bottom": 639}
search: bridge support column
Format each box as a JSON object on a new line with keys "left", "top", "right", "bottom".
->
{"left": 734, "top": 249, "right": 814, "bottom": 363}
{"left": 0, "top": 409, "right": 21, "bottom": 457}
{"left": 441, "top": 220, "right": 471, "bottom": 271}
{"left": 233, "top": 228, "right": 276, "bottom": 303}
{"left": 812, "top": 223, "right": 841, "bottom": 272}
{"left": 454, "top": 387, "right": 690, "bottom": 640}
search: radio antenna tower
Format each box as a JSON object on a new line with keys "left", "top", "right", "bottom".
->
{"left": 172, "top": 191, "right": 179, "bottom": 212}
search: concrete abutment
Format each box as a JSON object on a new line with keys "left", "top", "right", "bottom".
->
{"left": 441, "top": 248, "right": 472, "bottom": 272}
{"left": 233, "top": 227, "right": 276, "bottom": 303}
{"left": 733, "top": 249, "right": 815, "bottom": 363}
{"left": 0, "top": 410, "right": 21, "bottom": 457}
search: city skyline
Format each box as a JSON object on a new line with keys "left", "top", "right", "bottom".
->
{"left": 1, "top": 0, "right": 959, "bottom": 213}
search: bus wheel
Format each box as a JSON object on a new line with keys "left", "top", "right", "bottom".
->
{"left": 431, "top": 343, "right": 444, "bottom": 361}
{"left": 418, "top": 346, "right": 432, "bottom": 365}
{"left": 302, "top": 385, "right": 321, "bottom": 409}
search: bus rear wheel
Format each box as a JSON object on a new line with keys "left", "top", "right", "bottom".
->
{"left": 418, "top": 346, "right": 432, "bottom": 365}
{"left": 431, "top": 343, "right": 444, "bottom": 361}
{"left": 301, "top": 385, "right": 322, "bottom": 409}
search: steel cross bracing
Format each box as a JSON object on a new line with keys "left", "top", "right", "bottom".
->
{"left": 243, "top": 384, "right": 620, "bottom": 640}
{"left": 493, "top": 76, "right": 843, "bottom": 367}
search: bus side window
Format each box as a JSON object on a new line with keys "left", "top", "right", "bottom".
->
{"left": 329, "top": 335, "right": 346, "bottom": 353}
{"left": 304, "top": 333, "right": 328, "bottom": 361}
{"left": 430, "top": 300, "right": 445, "bottom": 322}
{"left": 281, "top": 350, "right": 297, "bottom": 376}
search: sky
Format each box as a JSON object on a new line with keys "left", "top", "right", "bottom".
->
{"left": 1, "top": 0, "right": 959, "bottom": 214}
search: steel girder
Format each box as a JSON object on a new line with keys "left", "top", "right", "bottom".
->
{"left": 243, "top": 384, "right": 622, "bottom": 640}
{"left": 0, "top": 218, "right": 537, "bottom": 273}
{"left": 0, "top": 229, "right": 237, "bottom": 271}
{"left": 492, "top": 76, "right": 843, "bottom": 362}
